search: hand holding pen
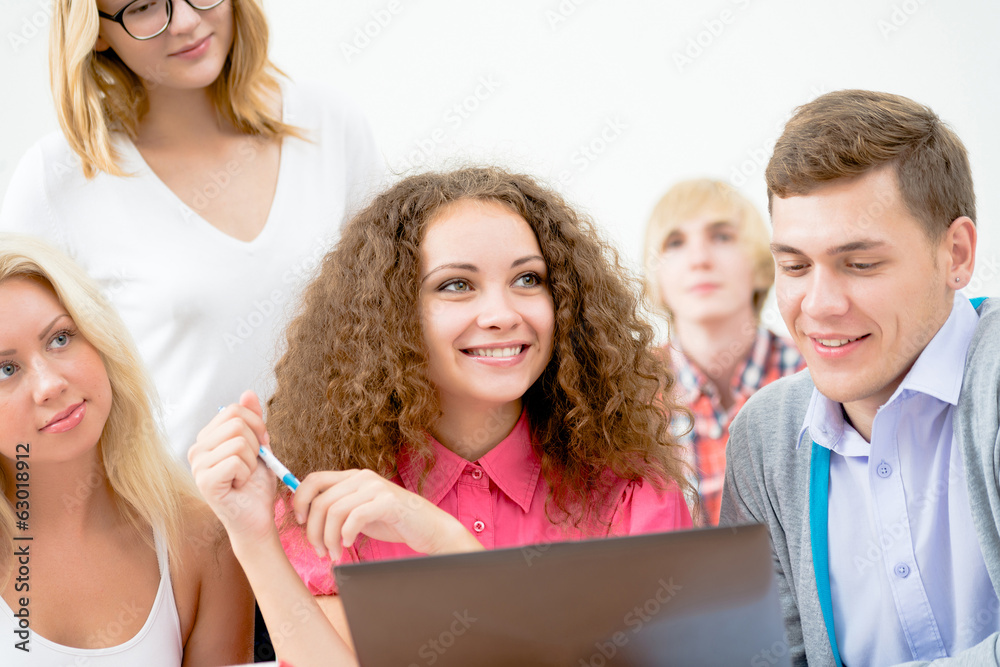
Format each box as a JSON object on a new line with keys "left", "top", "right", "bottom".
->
{"left": 189, "top": 390, "right": 293, "bottom": 544}
{"left": 212, "top": 396, "right": 301, "bottom": 493}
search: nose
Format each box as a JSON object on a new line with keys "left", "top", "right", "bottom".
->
{"left": 168, "top": 0, "right": 203, "bottom": 34}
{"left": 31, "top": 359, "right": 68, "bottom": 405}
{"left": 798, "top": 266, "right": 850, "bottom": 321}
{"left": 685, "top": 235, "right": 712, "bottom": 269}
{"left": 476, "top": 287, "right": 523, "bottom": 331}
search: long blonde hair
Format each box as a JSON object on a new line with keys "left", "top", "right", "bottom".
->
{"left": 0, "top": 234, "right": 197, "bottom": 575}
{"left": 49, "top": 0, "right": 298, "bottom": 178}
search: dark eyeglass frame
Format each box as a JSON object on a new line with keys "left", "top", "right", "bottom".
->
{"left": 98, "top": 0, "right": 226, "bottom": 41}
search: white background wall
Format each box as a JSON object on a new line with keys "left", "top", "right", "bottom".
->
{"left": 2, "top": 0, "right": 999, "bottom": 333}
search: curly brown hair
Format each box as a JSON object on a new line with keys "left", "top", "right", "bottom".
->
{"left": 267, "top": 167, "right": 692, "bottom": 522}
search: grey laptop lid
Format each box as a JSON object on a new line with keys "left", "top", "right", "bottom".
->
{"left": 335, "top": 523, "right": 790, "bottom": 666}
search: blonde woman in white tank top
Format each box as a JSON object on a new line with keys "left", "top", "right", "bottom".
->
{"left": 0, "top": 235, "right": 253, "bottom": 665}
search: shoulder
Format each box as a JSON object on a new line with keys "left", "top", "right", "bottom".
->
{"left": 617, "top": 477, "right": 693, "bottom": 533}
{"left": 968, "top": 298, "right": 1000, "bottom": 363}
{"left": 0, "top": 131, "right": 85, "bottom": 236}
{"left": 170, "top": 499, "right": 247, "bottom": 632}
{"left": 280, "top": 77, "right": 373, "bottom": 134}
{"left": 733, "top": 369, "right": 813, "bottom": 438}
{"left": 12, "top": 131, "right": 84, "bottom": 182}
{"left": 725, "top": 370, "right": 815, "bottom": 492}
{"left": 174, "top": 498, "right": 233, "bottom": 576}
{"left": 958, "top": 298, "right": 1000, "bottom": 426}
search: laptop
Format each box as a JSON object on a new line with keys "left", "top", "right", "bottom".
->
{"left": 334, "top": 523, "right": 790, "bottom": 666}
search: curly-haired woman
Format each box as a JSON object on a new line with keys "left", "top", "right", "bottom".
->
{"left": 189, "top": 167, "right": 693, "bottom": 666}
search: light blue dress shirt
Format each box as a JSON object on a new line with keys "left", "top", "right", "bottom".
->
{"left": 798, "top": 295, "right": 1000, "bottom": 665}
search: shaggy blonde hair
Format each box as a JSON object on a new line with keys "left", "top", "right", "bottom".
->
{"left": 643, "top": 178, "right": 773, "bottom": 325}
{"left": 50, "top": 0, "right": 298, "bottom": 178}
{"left": 0, "top": 234, "right": 197, "bottom": 577}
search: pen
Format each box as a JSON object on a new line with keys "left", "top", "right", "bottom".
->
{"left": 218, "top": 405, "right": 300, "bottom": 492}
{"left": 257, "top": 445, "right": 301, "bottom": 492}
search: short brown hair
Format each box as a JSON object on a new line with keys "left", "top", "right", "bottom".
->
{"left": 766, "top": 89, "right": 975, "bottom": 238}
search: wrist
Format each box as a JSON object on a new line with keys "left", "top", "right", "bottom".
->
{"left": 229, "top": 526, "right": 283, "bottom": 563}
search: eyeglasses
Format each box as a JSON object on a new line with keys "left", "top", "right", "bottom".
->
{"left": 98, "top": 0, "right": 226, "bottom": 41}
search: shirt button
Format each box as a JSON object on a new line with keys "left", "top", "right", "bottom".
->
{"left": 472, "top": 520, "right": 486, "bottom": 533}
{"left": 876, "top": 460, "right": 892, "bottom": 479}
{"left": 471, "top": 468, "right": 483, "bottom": 480}
{"left": 894, "top": 562, "right": 910, "bottom": 578}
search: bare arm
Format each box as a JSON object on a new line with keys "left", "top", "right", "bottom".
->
{"left": 180, "top": 518, "right": 255, "bottom": 666}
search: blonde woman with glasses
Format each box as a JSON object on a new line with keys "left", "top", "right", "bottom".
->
{"left": 0, "top": 0, "right": 383, "bottom": 461}
{"left": 0, "top": 234, "right": 253, "bottom": 665}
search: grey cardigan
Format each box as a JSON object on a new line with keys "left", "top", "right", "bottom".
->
{"left": 719, "top": 298, "right": 1000, "bottom": 666}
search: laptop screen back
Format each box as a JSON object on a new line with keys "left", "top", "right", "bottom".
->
{"left": 335, "top": 523, "right": 790, "bottom": 666}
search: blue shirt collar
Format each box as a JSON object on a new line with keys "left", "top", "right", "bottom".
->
{"left": 797, "top": 294, "right": 979, "bottom": 451}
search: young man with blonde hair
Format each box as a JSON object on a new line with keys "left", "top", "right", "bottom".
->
{"left": 721, "top": 90, "right": 1000, "bottom": 665}
{"left": 645, "top": 179, "right": 803, "bottom": 524}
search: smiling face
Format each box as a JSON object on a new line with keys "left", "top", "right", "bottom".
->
{"left": 0, "top": 277, "right": 112, "bottom": 466}
{"left": 418, "top": 200, "right": 555, "bottom": 418}
{"left": 770, "top": 167, "right": 959, "bottom": 414}
{"left": 655, "top": 209, "right": 759, "bottom": 326}
{"left": 95, "top": 0, "right": 234, "bottom": 92}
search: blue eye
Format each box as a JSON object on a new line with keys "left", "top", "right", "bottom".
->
{"left": 0, "top": 363, "right": 16, "bottom": 379}
{"left": 50, "top": 330, "right": 75, "bottom": 349}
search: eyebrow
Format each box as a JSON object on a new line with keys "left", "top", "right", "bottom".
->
{"left": 420, "top": 255, "right": 545, "bottom": 284}
{"left": 0, "top": 314, "right": 69, "bottom": 357}
{"left": 770, "top": 240, "right": 886, "bottom": 256}
{"left": 39, "top": 314, "right": 69, "bottom": 341}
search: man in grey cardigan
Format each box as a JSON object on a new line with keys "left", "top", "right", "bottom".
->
{"left": 720, "top": 89, "right": 1000, "bottom": 666}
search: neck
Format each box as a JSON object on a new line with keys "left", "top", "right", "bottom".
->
{"left": 429, "top": 398, "right": 523, "bottom": 461}
{"left": 3, "top": 451, "right": 118, "bottom": 537}
{"left": 137, "top": 84, "right": 234, "bottom": 148}
{"left": 673, "top": 306, "right": 758, "bottom": 410}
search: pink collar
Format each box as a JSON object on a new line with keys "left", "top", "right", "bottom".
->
{"left": 397, "top": 411, "right": 542, "bottom": 512}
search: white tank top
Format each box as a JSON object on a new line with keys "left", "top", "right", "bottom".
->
{"left": 0, "top": 527, "right": 183, "bottom": 666}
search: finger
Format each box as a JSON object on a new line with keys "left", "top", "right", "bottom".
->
{"left": 292, "top": 470, "right": 355, "bottom": 524}
{"left": 238, "top": 390, "right": 270, "bottom": 447}
{"left": 306, "top": 485, "right": 371, "bottom": 558}
{"left": 189, "top": 435, "right": 258, "bottom": 484}
{"left": 339, "top": 495, "right": 401, "bottom": 548}
{"left": 193, "top": 417, "right": 261, "bottom": 472}
{"left": 212, "top": 404, "right": 268, "bottom": 452}
{"left": 195, "top": 393, "right": 259, "bottom": 443}
{"left": 323, "top": 493, "right": 366, "bottom": 561}
{"left": 192, "top": 448, "right": 254, "bottom": 503}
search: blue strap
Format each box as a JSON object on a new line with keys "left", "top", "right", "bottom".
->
{"left": 809, "top": 442, "right": 844, "bottom": 667}
{"left": 970, "top": 296, "right": 987, "bottom": 310}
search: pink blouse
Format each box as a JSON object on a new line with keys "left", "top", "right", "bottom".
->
{"left": 278, "top": 412, "right": 693, "bottom": 595}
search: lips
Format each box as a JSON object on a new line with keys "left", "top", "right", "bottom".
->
{"left": 463, "top": 345, "right": 524, "bottom": 358}
{"left": 170, "top": 35, "right": 211, "bottom": 57}
{"left": 813, "top": 334, "right": 869, "bottom": 348}
{"left": 41, "top": 401, "right": 86, "bottom": 433}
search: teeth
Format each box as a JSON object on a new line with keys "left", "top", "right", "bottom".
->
{"left": 470, "top": 346, "right": 522, "bottom": 358}
{"left": 817, "top": 337, "right": 862, "bottom": 348}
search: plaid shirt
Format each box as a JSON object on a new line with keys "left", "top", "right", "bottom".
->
{"left": 667, "top": 328, "right": 805, "bottom": 525}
